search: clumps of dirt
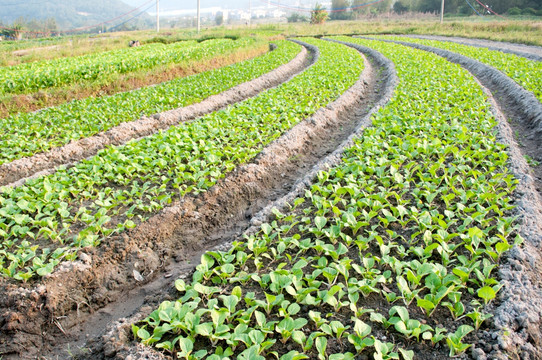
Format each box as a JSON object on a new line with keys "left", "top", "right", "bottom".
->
{"left": 399, "top": 34, "right": 542, "bottom": 62}
{"left": 384, "top": 38, "right": 542, "bottom": 360}
{"left": 0, "top": 44, "right": 310, "bottom": 188}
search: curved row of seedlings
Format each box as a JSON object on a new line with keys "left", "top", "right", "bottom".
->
{"left": 0, "top": 39, "right": 299, "bottom": 167}
{"left": 0, "top": 39, "right": 361, "bottom": 285}
{"left": 373, "top": 35, "right": 542, "bottom": 102}
{"left": 0, "top": 38, "right": 232, "bottom": 95}
{"left": 131, "top": 37, "right": 526, "bottom": 359}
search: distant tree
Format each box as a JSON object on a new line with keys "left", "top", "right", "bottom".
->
{"left": 414, "top": 0, "right": 441, "bottom": 12}
{"left": 287, "top": 13, "right": 308, "bottom": 23}
{"left": 351, "top": 0, "right": 371, "bottom": 16}
{"left": 393, "top": 1, "right": 410, "bottom": 13}
{"left": 311, "top": 3, "right": 329, "bottom": 24}
{"left": 330, "top": 0, "right": 353, "bottom": 20}
{"left": 215, "top": 11, "right": 224, "bottom": 26}
{"left": 0, "top": 23, "right": 24, "bottom": 40}
{"left": 374, "top": 0, "right": 393, "bottom": 12}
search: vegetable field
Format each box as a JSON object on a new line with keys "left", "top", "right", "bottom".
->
{"left": 0, "top": 32, "right": 541, "bottom": 360}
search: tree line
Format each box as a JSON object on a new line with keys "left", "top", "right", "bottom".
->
{"left": 327, "top": 0, "right": 542, "bottom": 18}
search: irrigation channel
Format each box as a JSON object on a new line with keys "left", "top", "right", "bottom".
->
{"left": 0, "top": 40, "right": 395, "bottom": 358}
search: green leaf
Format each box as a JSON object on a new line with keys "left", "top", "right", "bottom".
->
{"left": 175, "top": 279, "right": 186, "bottom": 291}
{"left": 261, "top": 223, "right": 272, "bottom": 235}
{"left": 280, "top": 351, "right": 309, "bottom": 360}
{"left": 353, "top": 318, "right": 371, "bottom": 337}
{"left": 314, "top": 216, "right": 327, "bottom": 231}
{"left": 291, "top": 330, "right": 306, "bottom": 345}
{"left": 137, "top": 327, "right": 151, "bottom": 341}
{"left": 195, "top": 323, "right": 213, "bottom": 336}
{"left": 399, "top": 348, "right": 414, "bottom": 360}
{"left": 316, "top": 336, "right": 327, "bottom": 359}
{"left": 477, "top": 286, "right": 496, "bottom": 304}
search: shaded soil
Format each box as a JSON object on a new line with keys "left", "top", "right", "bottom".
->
{"left": 0, "top": 40, "right": 394, "bottom": 359}
{"left": 0, "top": 45, "right": 309, "bottom": 188}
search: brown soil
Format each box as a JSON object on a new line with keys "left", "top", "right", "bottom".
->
{"left": 0, "top": 46, "right": 268, "bottom": 119}
{"left": 0, "top": 41, "right": 392, "bottom": 359}
{"left": 0, "top": 45, "right": 309, "bottom": 188}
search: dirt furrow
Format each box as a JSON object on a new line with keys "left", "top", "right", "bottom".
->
{"left": 0, "top": 44, "right": 310, "bottom": 188}
{"left": 79, "top": 39, "right": 397, "bottom": 360}
{"left": 0, "top": 40, "right": 397, "bottom": 359}
{"left": 379, "top": 38, "right": 542, "bottom": 360}
{"left": 400, "top": 34, "right": 542, "bottom": 61}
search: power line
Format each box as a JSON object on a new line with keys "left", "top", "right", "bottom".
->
{"left": 465, "top": 0, "right": 484, "bottom": 17}
{"left": 109, "top": 3, "right": 155, "bottom": 32}
{"left": 0, "top": 0, "right": 154, "bottom": 34}
{"left": 473, "top": 0, "right": 506, "bottom": 18}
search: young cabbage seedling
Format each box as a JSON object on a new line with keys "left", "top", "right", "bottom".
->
{"left": 446, "top": 325, "right": 474, "bottom": 357}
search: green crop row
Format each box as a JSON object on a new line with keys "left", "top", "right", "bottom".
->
{"left": 0, "top": 39, "right": 299, "bottom": 166}
{"left": 375, "top": 35, "right": 542, "bottom": 103}
{"left": 0, "top": 38, "right": 363, "bottom": 281}
{"left": 132, "top": 37, "right": 520, "bottom": 359}
{"left": 0, "top": 38, "right": 252, "bottom": 95}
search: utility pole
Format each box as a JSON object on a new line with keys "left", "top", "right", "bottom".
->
{"left": 440, "top": 0, "right": 445, "bottom": 24}
{"left": 101, "top": 0, "right": 105, "bottom": 33}
{"left": 249, "top": 0, "right": 252, "bottom": 26}
{"left": 156, "top": 0, "right": 160, "bottom": 32}
{"left": 197, "top": 0, "right": 201, "bottom": 33}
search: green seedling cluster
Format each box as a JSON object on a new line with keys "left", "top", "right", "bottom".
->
{"left": 0, "top": 38, "right": 248, "bottom": 95}
{"left": 0, "top": 39, "right": 298, "bottom": 165}
{"left": 133, "top": 37, "right": 520, "bottom": 359}
{"left": 376, "top": 35, "right": 542, "bottom": 102}
{"left": 0, "top": 38, "right": 363, "bottom": 281}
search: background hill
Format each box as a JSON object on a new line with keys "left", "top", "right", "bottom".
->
{"left": 0, "top": 0, "right": 153, "bottom": 31}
